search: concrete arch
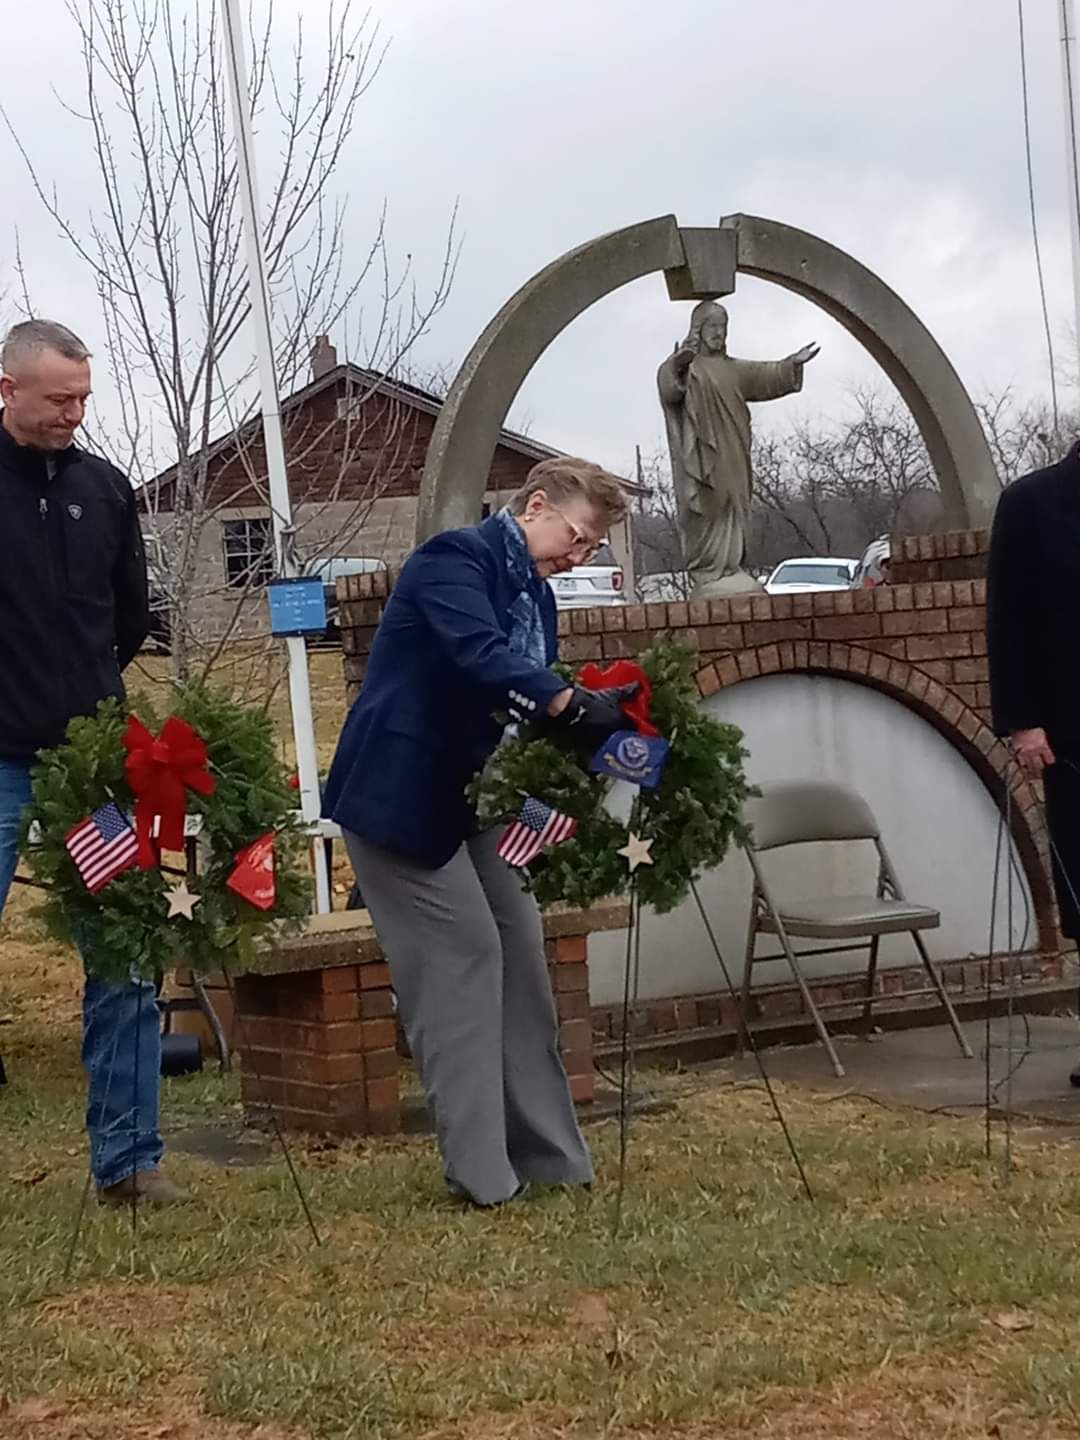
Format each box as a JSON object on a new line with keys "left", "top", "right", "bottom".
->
{"left": 417, "top": 213, "right": 1000, "bottom": 542}
{"left": 693, "top": 644, "right": 1057, "bottom": 953}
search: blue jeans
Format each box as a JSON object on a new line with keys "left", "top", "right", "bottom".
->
{"left": 0, "top": 758, "right": 163, "bottom": 1187}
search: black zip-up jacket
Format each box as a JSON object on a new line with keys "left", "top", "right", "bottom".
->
{"left": 987, "top": 442, "right": 1080, "bottom": 742}
{"left": 0, "top": 418, "right": 148, "bottom": 761}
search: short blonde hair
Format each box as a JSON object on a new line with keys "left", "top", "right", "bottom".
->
{"left": 507, "top": 456, "right": 629, "bottom": 529}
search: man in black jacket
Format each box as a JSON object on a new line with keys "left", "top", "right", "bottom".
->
{"left": 0, "top": 319, "right": 188, "bottom": 1206}
{"left": 987, "top": 443, "right": 1080, "bottom": 992}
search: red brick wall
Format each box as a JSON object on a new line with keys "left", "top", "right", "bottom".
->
{"left": 336, "top": 532, "right": 1065, "bottom": 1038}
{"left": 339, "top": 540, "right": 994, "bottom": 724}
{"left": 589, "top": 950, "right": 1067, "bottom": 1057}
{"left": 890, "top": 528, "right": 990, "bottom": 585}
{"left": 234, "top": 909, "right": 611, "bottom": 1135}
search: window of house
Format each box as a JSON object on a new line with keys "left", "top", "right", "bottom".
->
{"left": 223, "top": 517, "right": 274, "bottom": 588}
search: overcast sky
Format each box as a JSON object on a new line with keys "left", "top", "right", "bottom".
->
{"left": 2, "top": 0, "right": 1077, "bottom": 479}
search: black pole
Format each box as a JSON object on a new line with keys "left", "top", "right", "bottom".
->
{"left": 63, "top": 997, "right": 122, "bottom": 1278}
{"left": 613, "top": 879, "right": 640, "bottom": 1237}
{"left": 689, "top": 879, "right": 814, "bottom": 1203}
{"left": 985, "top": 806, "right": 1005, "bottom": 1160}
{"left": 130, "top": 981, "right": 143, "bottom": 1247}
{"left": 221, "top": 968, "right": 322, "bottom": 1247}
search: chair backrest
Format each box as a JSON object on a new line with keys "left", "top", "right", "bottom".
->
{"left": 743, "top": 780, "right": 880, "bottom": 852}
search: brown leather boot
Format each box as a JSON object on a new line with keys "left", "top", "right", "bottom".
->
{"left": 97, "top": 1169, "right": 193, "bottom": 1208}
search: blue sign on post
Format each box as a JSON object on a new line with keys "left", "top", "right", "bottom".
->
{"left": 267, "top": 577, "right": 328, "bottom": 637}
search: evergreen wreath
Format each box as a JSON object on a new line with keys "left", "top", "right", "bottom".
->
{"left": 20, "top": 685, "right": 312, "bottom": 983}
{"left": 471, "top": 642, "right": 752, "bottom": 912}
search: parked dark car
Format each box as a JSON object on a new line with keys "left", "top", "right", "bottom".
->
{"left": 146, "top": 586, "right": 172, "bottom": 653}
{"left": 307, "top": 555, "right": 389, "bottom": 643}
{"left": 851, "top": 537, "right": 891, "bottom": 589}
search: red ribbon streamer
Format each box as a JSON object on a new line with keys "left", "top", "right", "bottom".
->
{"left": 122, "top": 714, "right": 216, "bottom": 867}
{"left": 576, "top": 660, "right": 659, "bottom": 738}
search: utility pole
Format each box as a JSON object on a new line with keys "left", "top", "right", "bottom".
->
{"left": 1059, "top": 0, "right": 1080, "bottom": 377}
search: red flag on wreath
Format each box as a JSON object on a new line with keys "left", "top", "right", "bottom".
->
{"left": 227, "top": 832, "right": 276, "bottom": 910}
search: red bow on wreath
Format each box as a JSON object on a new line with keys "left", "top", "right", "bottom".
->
{"left": 577, "top": 660, "right": 659, "bottom": 737}
{"left": 123, "top": 715, "right": 216, "bottom": 867}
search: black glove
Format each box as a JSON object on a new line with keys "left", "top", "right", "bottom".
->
{"left": 552, "top": 683, "right": 640, "bottom": 740}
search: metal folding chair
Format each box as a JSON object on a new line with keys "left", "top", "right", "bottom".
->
{"left": 740, "top": 779, "right": 974, "bottom": 1078}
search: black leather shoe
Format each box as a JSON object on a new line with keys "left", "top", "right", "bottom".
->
{"left": 1069, "top": 1060, "right": 1080, "bottom": 1089}
{"left": 445, "top": 1179, "right": 530, "bottom": 1208}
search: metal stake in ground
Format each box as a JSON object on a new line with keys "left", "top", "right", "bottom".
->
{"left": 129, "top": 981, "right": 143, "bottom": 1258}
{"left": 983, "top": 760, "right": 1043, "bottom": 1180}
{"left": 689, "top": 879, "right": 814, "bottom": 1203}
{"left": 1005, "top": 780, "right": 1017, "bottom": 1180}
{"left": 63, "top": 1017, "right": 123, "bottom": 1280}
{"left": 613, "top": 879, "right": 641, "bottom": 1237}
{"left": 222, "top": 969, "right": 322, "bottom": 1248}
{"left": 984, "top": 803, "right": 1006, "bottom": 1161}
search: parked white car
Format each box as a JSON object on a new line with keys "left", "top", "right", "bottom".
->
{"left": 548, "top": 542, "right": 625, "bottom": 609}
{"left": 764, "top": 556, "right": 857, "bottom": 596}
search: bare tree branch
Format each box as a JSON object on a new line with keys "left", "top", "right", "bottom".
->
{"left": 6, "top": 0, "right": 456, "bottom": 688}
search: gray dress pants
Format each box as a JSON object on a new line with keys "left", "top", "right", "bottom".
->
{"left": 342, "top": 827, "right": 594, "bottom": 1205}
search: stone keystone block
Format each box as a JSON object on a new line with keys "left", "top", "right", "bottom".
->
{"left": 664, "top": 227, "right": 738, "bottom": 301}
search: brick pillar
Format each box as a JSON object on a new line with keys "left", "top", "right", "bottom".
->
{"left": 546, "top": 932, "right": 595, "bottom": 1104}
{"left": 234, "top": 956, "right": 399, "bottom": 1135}
{"left": 356, "top": 958, "right": 400, "bottom": 1133}
{"left": 236, "top": 901, "right": 628, "bottom": 1138}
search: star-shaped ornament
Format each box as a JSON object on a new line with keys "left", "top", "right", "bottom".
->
{"left": 165, "top": 879, "right": 202, "bottom": 920}
{"left": 618, "top": 832, "right": 654, "bottom": 873}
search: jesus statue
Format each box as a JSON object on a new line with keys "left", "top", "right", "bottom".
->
{"left": 657, "top": 300, "right": 819, "bottom": 597}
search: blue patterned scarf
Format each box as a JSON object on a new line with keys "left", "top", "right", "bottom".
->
{"left": 495, "top": 507, "right": 548, "bottom": 669}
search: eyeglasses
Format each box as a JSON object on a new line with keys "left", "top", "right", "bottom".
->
{"left": 549, "top": 502, "right": 603, "bottom": 562}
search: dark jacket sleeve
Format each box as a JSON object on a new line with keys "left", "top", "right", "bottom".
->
{"left": 111, "top": 475, "right": 150, "bottom": 670}
{"left": 542, "top": 584, "right": 559, "bottom": 666}
{"left": 405, "top": 534, "right": 568, "bottom": 715}
{"left": 987, "top": 479, "right": 1044, "bottom": 735}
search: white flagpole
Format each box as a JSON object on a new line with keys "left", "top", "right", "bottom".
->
{"left": 1060, "top": 0, "right": 1080, "bottom": 378}
{"left": 219, "top": 0, "right": 331, "bottom": 913}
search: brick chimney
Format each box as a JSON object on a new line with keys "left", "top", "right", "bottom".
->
{"left": 311, "top": 335, "right": 337, "bottom": 380}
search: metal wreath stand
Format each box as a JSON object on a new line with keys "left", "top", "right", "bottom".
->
{"left": 54, "top": 827, "right": 323, "bottom": 1276}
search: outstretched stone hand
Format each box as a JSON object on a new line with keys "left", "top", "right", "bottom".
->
{"left": 789, "top": 342, "right": 820, "bottom": 366}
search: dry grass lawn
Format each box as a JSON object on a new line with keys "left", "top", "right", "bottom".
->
{"left": 5, "top": 651, "right": 1080, "bottom": 1437}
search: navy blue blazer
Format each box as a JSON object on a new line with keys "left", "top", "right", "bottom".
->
{"left": 322, "top": 515, "right": 567, "bottom": 867}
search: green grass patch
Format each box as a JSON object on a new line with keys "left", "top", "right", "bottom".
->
{"left": 5, "top": 987, "right": 1080, "bottom": 1438}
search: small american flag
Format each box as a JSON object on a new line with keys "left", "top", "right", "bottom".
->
{"left": 65, "top": 802, "right": 139, "bottom": 894}
{"left": 496, "top": 797, "right": 577, "bottom": 868}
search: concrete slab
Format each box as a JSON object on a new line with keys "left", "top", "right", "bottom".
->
{"left": 723, "top": 1013, "right": 1080, "bottom": 1131}
{"left": 168, "top": 1122, "right": 275, "bottom": 1166}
